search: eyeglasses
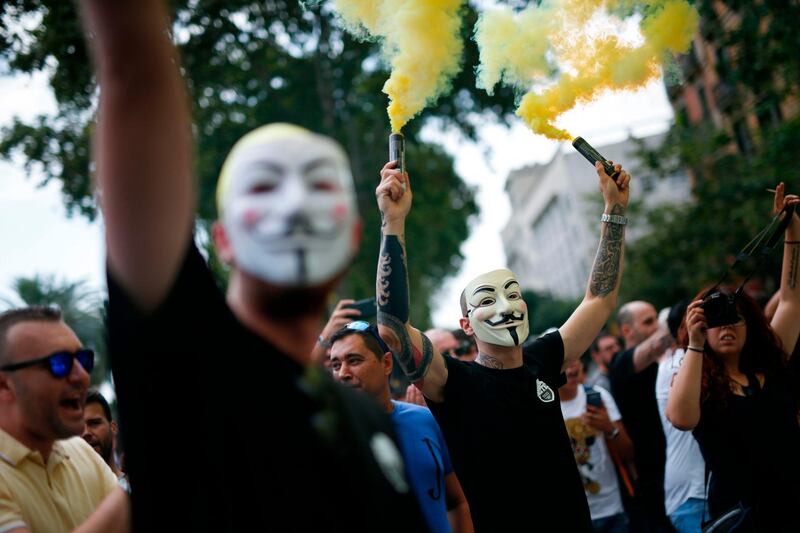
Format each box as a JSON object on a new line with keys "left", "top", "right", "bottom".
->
{"left": 0, "top": 349, "right": 94, "bottom": 378}
{"left": 344, "top": 321, "right": 391, "bottom": 354}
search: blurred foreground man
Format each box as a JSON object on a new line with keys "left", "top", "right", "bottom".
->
{"left": 80, "top": 1, "right": 425, "bottom": 531}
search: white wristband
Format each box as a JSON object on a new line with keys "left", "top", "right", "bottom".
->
{"left": 601, "top": 213, "right": 628, "bottom": 225}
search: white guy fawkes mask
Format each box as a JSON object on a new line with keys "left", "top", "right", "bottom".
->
{"left": 217, "top": 124, "right": 358, "bottom": 287}
{"left": 464, "top": 269, "right": 530, "bottom": 347}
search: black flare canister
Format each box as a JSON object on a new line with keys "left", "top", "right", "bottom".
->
{"left": 389, "top": 133, "right": 405, "bottom": 174}
{"left": 572, "top": 136, "right": 618, "bottom": 178}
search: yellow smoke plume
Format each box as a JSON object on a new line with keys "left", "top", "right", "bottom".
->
{"left": 331, "top": 0, "right": 464, "bottom": 132}
{"left": 475, "top": 0, "right": 699, "bottom": 140}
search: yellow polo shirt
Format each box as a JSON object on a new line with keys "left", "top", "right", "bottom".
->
{"left": 0, "top": 429, "right": 117, "bottom": 532}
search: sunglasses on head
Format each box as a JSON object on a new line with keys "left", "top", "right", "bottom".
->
{"left": 345, "top": 321, "right": 391, "bottom": 354}
{"left": 0, "top": 349, "right": 95, "bottom": 378}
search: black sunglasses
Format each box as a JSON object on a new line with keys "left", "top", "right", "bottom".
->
{"left": 345, "top": 321, "right": 391, "bottom": 354}
{"left": 0, "top": 349, "right": 95, "bottom": 378}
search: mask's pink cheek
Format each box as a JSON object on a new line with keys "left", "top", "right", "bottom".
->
{"left": 332, "top": 203, "right": 348, "bottom": 222}
{"left": 242, "top": 209, "right": 261, "bottom": 228}
{"left": 472, "top": 308, "right": 491, "bottom": 321}
{"left": 518, "top": 302, "right": 528, "bottom": 313}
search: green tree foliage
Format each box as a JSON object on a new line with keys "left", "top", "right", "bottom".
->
{"left": 522, "top": 290, "right": 579, "bottom": 336}
{"left": 624, "top": 1, "right": 800, "bottom": 310}
{"left": 0, "top": 275, "right": 110, "bottom": 387}
{"left": 0, "top": 1, "right": 518, "bottom": 325}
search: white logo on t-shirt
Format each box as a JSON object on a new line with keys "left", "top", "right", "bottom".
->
{"left": 370, "top": 432, "right": 409, "bottom": 494}
{"left": 537, "top": 379, "right": 555, "bottom": 403}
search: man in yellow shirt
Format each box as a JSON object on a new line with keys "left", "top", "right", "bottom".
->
{"left": 0, "top": 307, "right": 125, "bottom": 532}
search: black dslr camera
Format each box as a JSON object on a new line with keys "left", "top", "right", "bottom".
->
{"left": 701, "top": 291, "right": 740, "bottom": 329}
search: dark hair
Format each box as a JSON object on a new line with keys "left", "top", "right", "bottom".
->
{"left": 591, "top": 330, "right": 618, "bottom": 353}
{"left": 451, "top": 328, "right": 476, "bottom": 354}
{"left": 459, "top": 289, "right": 468, "bottom": 317}
{"left": 678, "top": 286, "right": 787, "bottom": 409}
{"left": 0, "top": 306, "right": 63, "bottom": 363}
{"left": 667, "top": 298, "right": 690, "bottom": 339}
{"left": 329, "top": 326, "right": 386, "bottom": 360}
{"left": 86, "top": 388, "right": 113, "bottom": 422}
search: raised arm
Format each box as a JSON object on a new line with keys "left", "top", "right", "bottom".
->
{"left": 666, "top": 300, "right": 705, "bottom": 430}
{"left": 769, "top": 183, "right": 800, "bottom": 356}
{"left": 375, "top": 162, "right": 448, "bottom": 402}
{"left": 630, "top": 322, "right": 674, "bottom": 373}
{"left": 559, "top": 162, "right": 630, "bottom": 369}
{"left": 79, "top": 0, "right": 195, "bottom": 311}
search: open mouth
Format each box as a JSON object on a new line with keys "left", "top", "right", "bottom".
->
{"left": 720, "top": 333, "right": 736, "bottom": 341}
{"left": 59, "top": 398, "right": 83, "bottom": 413}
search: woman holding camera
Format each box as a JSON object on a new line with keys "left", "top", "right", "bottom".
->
{"left": 666, "top": 183, "right": 800, "bottom": 531}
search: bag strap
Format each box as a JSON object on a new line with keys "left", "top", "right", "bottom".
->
{"left": 586, "top": 383, "right": 637, "bottom": 497}
{"left": 702, "top": 466, "right": 712, "bottom": 528}
{"left": 706, "top": 204, "right": 796, "bottom": 298}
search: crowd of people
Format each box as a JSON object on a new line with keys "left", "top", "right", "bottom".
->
{"left": 0, "top": 1, "right": 799, "bottom": 532}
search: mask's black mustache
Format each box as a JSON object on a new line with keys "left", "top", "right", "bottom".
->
{"left": 485, "top": 313, "right": 525, "bottom": 326}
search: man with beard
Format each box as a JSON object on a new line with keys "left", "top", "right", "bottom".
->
{"left": 0, "top": 307, "right": 127, "bottom": 532}
{"left": 79, "top": 1, "right": 425, "bottom": 531}
{"left": 83, "top": 389, "right": 123, "bottom": 479}
{"left": 373, "top": 158, "right": 631, "bottom": 532}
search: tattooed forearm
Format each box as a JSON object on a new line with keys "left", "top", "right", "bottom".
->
{"left": 378, "top": 313, "right": 433, "bottom": 381}
{"left": 476, "top": 352, "right": 504, "bottom": 369}
{"left": 377, "top": 234, "right": 410, "bottom": 322}
{"left": 590, "top": 204, "right": 626, "bottom": 297}
{"left": 647, "top": 333, "right": 672, "bottom": 363}
{"left": 788, "top": 244, "right": 799, "bottom": 290}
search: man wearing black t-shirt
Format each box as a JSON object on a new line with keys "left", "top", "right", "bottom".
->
{"left": 79, "top": 1, "right": 425, "bottom": 531}
{"left": 373, "top": 158, "right": 631, "bottom": 532}
{"left": 609, "top": 300, "right": 675, "bottom": 532}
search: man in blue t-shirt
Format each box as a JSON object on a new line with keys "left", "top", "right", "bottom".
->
{"left": 329, "top": 323, "right": 473, "bottom": 533}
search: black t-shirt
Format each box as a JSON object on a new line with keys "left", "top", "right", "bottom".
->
{"left": 693, "top": 370, "right": 800, "bottom": 531}
{"left": 427, "top": 332, "right": 591, "bottom": 532}
{"left": 108, "top": 242, "right": 426, "bottom": 532}
{"left": 608, "top": 348, "right": 666, "bottom": 487}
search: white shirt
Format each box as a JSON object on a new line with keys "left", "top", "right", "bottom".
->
{"left": 655, "top": 349, "right": 706, "bottom": 515}
{"left": 560, "top": 385, "right": 624, "bottom": 520}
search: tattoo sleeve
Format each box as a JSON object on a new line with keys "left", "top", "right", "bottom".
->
{"left": 377, "top": 235, "right": 410, "bottom": 322}
{"left": 590, "top": 204, "right": 626, "bottom": 297}
{"left": 376, "top": 233, "right": 433, "bottom": 381}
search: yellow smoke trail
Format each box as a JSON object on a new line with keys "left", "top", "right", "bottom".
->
{"left": 331, "top": 0, "right": 464, "bottom": 133}
{"left": 475, "top": 0, "right": 699, "bottom": 140}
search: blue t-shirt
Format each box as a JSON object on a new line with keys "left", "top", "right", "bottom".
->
{"left": 390, "top": 400, "right": 454, "bottom": 533}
